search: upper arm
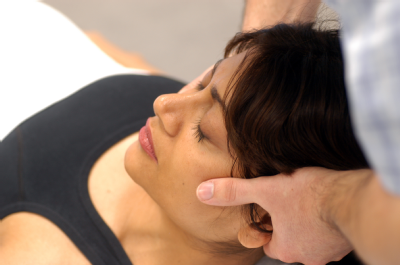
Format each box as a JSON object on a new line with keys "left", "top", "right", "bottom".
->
{"left": 0, "top": 212, "right": 90, "bottom": 265}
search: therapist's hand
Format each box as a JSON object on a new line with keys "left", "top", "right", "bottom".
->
{"left": 196, "top": 167, "right": 353, "bottom": 265}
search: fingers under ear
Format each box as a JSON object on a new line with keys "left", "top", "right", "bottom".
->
{"left": 238, "top": 223, "right": 272, "bottom": 248}
{"left": 262, "top": 240, "right": 279, "bottom": 260}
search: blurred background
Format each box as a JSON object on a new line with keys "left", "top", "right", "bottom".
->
{"left": 0, "top": 0, "right": 338, "bottom": 139}
{"left": 42, "top": 0, "right": 245, "bottom": 83}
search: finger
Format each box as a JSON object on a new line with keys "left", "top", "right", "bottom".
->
{"left": 264, "top": 236, "right": 303, "bottom": 264}
{"left": 263, "top": 238, "right": 279, "bottom": 260}
{"left": 196, "top": 178, "right": 261, "bottom": 206}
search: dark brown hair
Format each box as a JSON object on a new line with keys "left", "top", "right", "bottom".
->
{"left": 223, "top": 23, "right": 369, "bottom": 232}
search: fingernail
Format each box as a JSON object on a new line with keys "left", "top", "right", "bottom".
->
{"left": 197, "top": 181, "right": 214, "bottom": 201}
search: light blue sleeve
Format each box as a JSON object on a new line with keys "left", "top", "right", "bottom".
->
{"left": 324, "top": 0, "right": 400, "bottom": 195}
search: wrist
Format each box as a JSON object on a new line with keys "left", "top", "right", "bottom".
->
{"left": 322, "top": 169, "right": 373, "bottom": 235}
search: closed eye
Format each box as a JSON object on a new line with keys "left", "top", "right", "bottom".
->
{"left": 192, "top": 119, "right": 206, "bottom": 143}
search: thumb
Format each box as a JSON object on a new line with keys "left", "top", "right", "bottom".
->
{"left": 196, "top": 178, "right": 260, "bottom": 206}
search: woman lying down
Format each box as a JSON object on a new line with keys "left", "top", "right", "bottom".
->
{"left": 0, "top": 23, "right": 368, "bottom": 265}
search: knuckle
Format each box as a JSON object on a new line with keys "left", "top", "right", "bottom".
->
{"left": 223, "top": 179, "right": 237, "bottom": 203}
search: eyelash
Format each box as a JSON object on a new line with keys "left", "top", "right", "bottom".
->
{"left": 192, "top": 119, "right": 206, "bottom": 143}
{"left": 192, "top": 82, "right": 207, "bottom": 142}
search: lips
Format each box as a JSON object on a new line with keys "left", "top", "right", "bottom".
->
{"left": 139, "top": 118, "right": 158, "bottom": 162}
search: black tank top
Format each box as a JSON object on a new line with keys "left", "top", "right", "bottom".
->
{"left": 0, "top": 75, "right": 363, "bottom": 265}
{"left": 0, "top": 75, "right": 184, "bottom": 265}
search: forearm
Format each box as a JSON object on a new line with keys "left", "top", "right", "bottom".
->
{"left": 328, "top": 170, "right": 400, "bottom": 265}
{"left": 242, "top": 0, "right": 321, "bottom": 31}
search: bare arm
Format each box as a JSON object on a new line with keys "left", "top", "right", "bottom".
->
{"left": 242, "top": 0, "right": 321, "bottom": 32}
{"left": 0, "top": 212, "right": 91, "bottom": 265}
{"left": 328, "top": 171, "right": 400, "bottom": 265}
{"left": 197, "top": 167, "right": 400, "bottom": 265}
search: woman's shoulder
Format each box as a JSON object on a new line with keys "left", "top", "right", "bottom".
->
{"left": 0, "top": 74, "right": 185, "bottom": 265}
{"left": 0, "top": 212, "right": 90, "bottom": 265}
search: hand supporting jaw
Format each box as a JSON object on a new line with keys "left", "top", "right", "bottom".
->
{"left": 197, "top": 167, "right": 358, "bottom": 265}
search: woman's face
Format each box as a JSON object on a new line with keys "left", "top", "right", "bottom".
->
{"left": 125, "top": 52, "right": 247, "bottom": 244}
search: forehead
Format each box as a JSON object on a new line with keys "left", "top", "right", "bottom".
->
{"left": 215, "top": 52, "right": 247, "bottom": 79}
{"left": 210, "top": 52, "right": 248, "bottom": 102}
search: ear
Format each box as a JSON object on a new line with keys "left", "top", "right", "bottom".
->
{"left": 238, "top": 223, "right": 272, "bottom": 248}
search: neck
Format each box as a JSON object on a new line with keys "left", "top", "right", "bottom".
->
{"left": 91, "top": 133, "right": 263, "bottom": 265}
{"left": 118, "top": 183, "right": 262, "bottom": 265}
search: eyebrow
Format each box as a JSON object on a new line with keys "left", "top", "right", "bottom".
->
{"left": 210, "top": 59, "right": 226, "bottom": 110}
{"left": 211, "top": 59, "right": 224, "bottom": 78}
{"left": 211, "top": 85, "right": 224, "bottom": 111}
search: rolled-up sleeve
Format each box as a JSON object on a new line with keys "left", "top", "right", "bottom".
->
{"left": 324, "top": 0, "right": 400, "bottom": 195}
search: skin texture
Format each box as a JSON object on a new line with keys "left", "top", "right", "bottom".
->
{"left": 197, "top": 168, "right": 354, "bottom": 264}
{"left": 125, "top": 52, "right": 246, "bottom": 244}
{"left": 242, "top": 0, "right": 320, "bottom": 32}
{"left": 198, "top": 167, "right": 400, "bottom": 265}
{"left": 330, "top": 171, "right": 400, "bottom": 265}
{"left": 124, "top": 51, "right": 264, "bottom": 264}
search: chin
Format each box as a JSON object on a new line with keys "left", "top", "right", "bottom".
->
{"left": 124, "top": 140, "right": 155, "bottom": 190}
{"left": 124, "top": 141, "right": 141, "bottom": 180}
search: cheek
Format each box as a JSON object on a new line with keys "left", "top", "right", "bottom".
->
{"left": 159, "top": 138, "right": 230, "bottom": 195}
{"left": 154, "top": 142, "right": 234, "bottom": 231}
{"left": 160, "top": 157, "right": 244, "bottom": 243}
{"left": 125, "top": 135, "right": 241, "bottom": 240}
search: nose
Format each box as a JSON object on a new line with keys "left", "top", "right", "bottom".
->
{"left": 153, "top": 92, "right": 208, "bottom": 137}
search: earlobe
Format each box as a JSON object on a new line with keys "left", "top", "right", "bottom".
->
{"left": 238, "top": 223, "right": 272, "bottom": 248}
